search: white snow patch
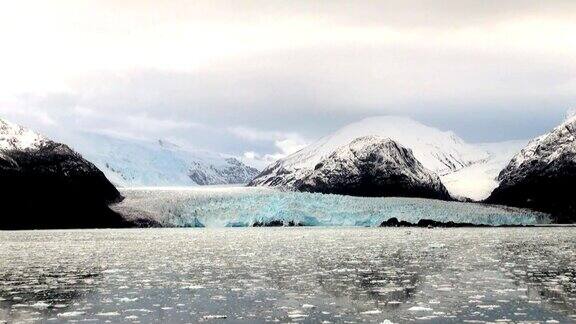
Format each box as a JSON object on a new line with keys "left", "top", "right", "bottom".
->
{"left": 440, "top": 140, "right": 527, "bottom": 200}
{"left": 0, "top": 119, "right": 48, "bottom": 151}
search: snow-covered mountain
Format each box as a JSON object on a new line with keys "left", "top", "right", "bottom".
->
{"left": 292, "top": 136, "right": 450, "bottom": 199}
{"left": 0, "top": 119, "right": 49, "bottom": 170}
{"left": 486, "top": 114, "right": 576, "bottom": 222}
{"left": 250, "top": 116, "right": 489, "bottom": 192}
{"left": 0, "top": 119, "right": 48, "bottom": 151}
{"left": 0, "top": 118, "right": 137, "bottom": 229}
{"left": 63, "top": 132, "right": 259, "bottom": 187}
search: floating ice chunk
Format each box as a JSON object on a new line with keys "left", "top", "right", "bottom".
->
{"left": 477, "top": 305, "right": 500, "bottom": 309}
{"left": 30, "top": 301, "right": 50, "bottom": 309}
{"left": 182, "top": 285, "right": 205, "bottom": 290}
{"left": 408, "top": 306, "right": 433, "bottom": 312}
{"left": 96, "top": 312, "right": 121, "bottom": 316}
{"left": 57, "top": 311, "right": 85, "bottom": 318}
{"left": 102, "top": 269, "right": 121, "bottom": 274}
{"left": 360, "top": 310, "right": 382, "bottom": 315}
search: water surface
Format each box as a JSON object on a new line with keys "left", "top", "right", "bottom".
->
{"left": 1, "top": 228, "right": 575, "bottom": 323}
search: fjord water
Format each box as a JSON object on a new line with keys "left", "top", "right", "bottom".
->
{"left": 1, "top": 228, "right": 575, "bottom": 323}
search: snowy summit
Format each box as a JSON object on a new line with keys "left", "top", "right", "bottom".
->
{"left": 0, "top": 119, "right": 48, "bottom": 152}
{"left": 249, "top": 116, "right": 514, "bottom": 200}
{"left": 292, "top": 135, "right": 451, "bottom": 199}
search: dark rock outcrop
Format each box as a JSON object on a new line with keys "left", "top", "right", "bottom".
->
{"left": 486, "top": 115, "right": 576, "bottom": 223}
{"left": 0, "top": 119, "right": 133, "bottom": 229}
{"left": 252, "top": 220, "right": 303, "bottom": 227}
{"left": 379, "top": 217, "right": 525, "bottom": 228}
{"left": 291, "top": 136, "right": 451, "bottom": 199}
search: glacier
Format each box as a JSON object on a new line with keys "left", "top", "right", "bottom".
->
{"left": 114, "top": 186, "right": 549, "bottom": 227}
{"left": 57, "top": 132, "right": 259, "bottom": 187}
{"left": 440, "top": 140, "right": 528, "bottom": 201}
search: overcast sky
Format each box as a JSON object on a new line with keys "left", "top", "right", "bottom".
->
{"left": 1, "top": 0, "right": 575, "bottom": 166}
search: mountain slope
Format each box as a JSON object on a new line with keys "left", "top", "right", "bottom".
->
{"left": 486, "top": 115, "right": 576, "bottom": 222}
{"left": 250, "top": 116, "right": 488, "bottom": 190}
{"left": 63, "top": 133, "right": 259, "bottom": 187}
{"left": 293, "top": 136, "right": 451, "bottom": 199}
{"left": 0, "top": 119, "right": 134, "bottom": 229}
{"left": 440, "top": 140, "right": 528, "bottom": 201}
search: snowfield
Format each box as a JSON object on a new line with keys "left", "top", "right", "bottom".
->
{"left": 114, "top": 186, "right": 548, "bottom": 227}
{"left": 440, "top": 140, "right": 528, "bottom": 200}
{"left": 61, "top": 132, "right": 259, "bottom": 187}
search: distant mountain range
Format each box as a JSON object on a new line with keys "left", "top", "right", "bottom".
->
{"left": 61, "top": 132, "right": 259, "bottom": 187}
{"left": 248, "top": 113, "right": 576, "bottom": 222}
{"left": 3, "top": 111, "right": 576, "bottom": 226}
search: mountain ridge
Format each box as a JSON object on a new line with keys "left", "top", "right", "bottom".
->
{"left": 486, "top": 114, "right": 576, "bottom": 222}
{"left": 0, "top": 118, "right": 139, "bottom": 229}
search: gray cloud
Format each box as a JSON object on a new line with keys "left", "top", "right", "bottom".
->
{"left": 1, "top": 0, "right": 575, "bottom": 163}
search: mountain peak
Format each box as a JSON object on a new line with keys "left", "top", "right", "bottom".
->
{"left": 0, "top": 118, "right": 48, "bottom": 151}
{"left": 292, "top": 135, "right": 451, "bottom": 199}
{"left": 487, "top": 115, "right": 576, "bottom": 222}
{"left": 250, "top": 115, "right": 488, "bottom": 190}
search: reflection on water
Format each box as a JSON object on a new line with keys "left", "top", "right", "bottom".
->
{"left": 0, "top": 228, "right": 575, "bottom": 323}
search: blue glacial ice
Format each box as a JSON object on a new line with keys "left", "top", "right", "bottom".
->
{"left": 115, "top": 186, "right": 550, "bottom": 227}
